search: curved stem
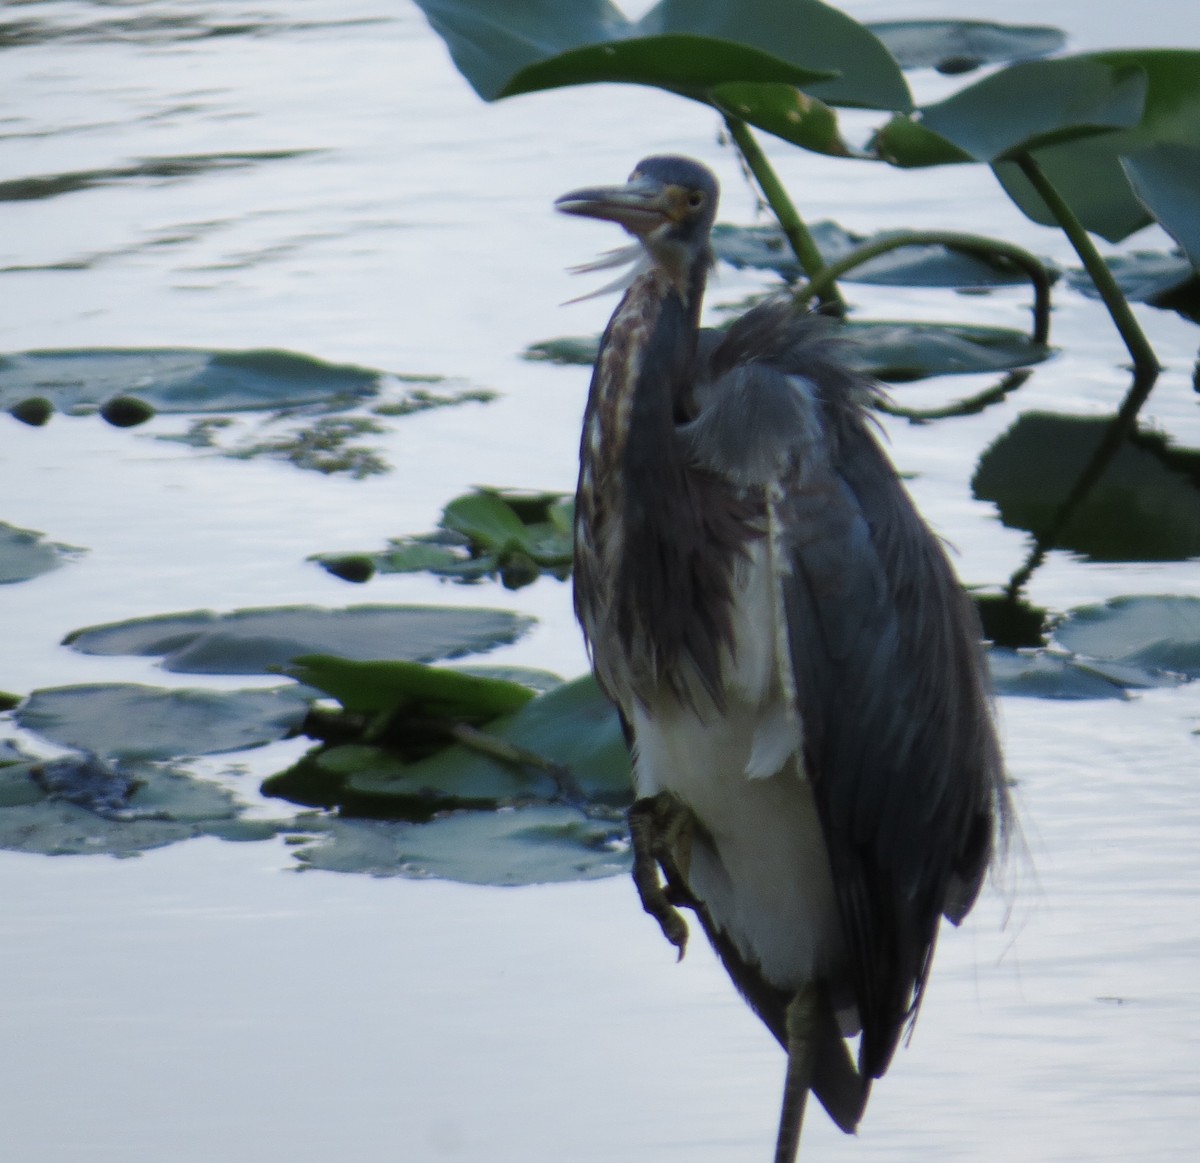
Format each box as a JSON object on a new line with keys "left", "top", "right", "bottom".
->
{"left": 795, "top": 231, "right": 1053, "bottom": 345}
{"left": 876, "top": 369, "right": 1032, "bottom": 423}
{"left": 722, "top": 115, "right": 846, "bottom": 316}
{"left": 1015, "top": 153, "right": 1159, "bottom": 379}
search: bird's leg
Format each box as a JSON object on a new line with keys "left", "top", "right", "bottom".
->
{"left": 628, "top": 792, "right": 697, "bottom": 959}
{"left": 774, "top": 985, "right": 821, "bottom": 1163}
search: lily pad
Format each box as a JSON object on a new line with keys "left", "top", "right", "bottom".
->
{"left": 284, "top": 655, "right": 536, "bottom": 720}
{"left": 840, "top": 321, "right": 1050, "bottom": 381}
{"left": 414, "top": 0, "right": 910, "bottom": 112}
{"left": 711, "top": 221, "right": 1047, "bottom": 288}
{"left": 1052, "top": 596, "right": 1200, "bottom": 680}
{"left": 346, "top": 674, "right": 632, "bottom": 809}
{"left": 16, "top": 683, "right": 308, "bottom": 760}
{"left": 316, "top": 489, "right": 574, "bottom": 589}
{"left": 63, "top": 605, "right": 534, "bottom": 675}
{"left": 1063, "top": 251, "right": 1200, "bottom": 318}
{"left": 867, "top": 20, "right": 1066, "bottom": 75}
{"left": 987, "top": 649, "right": 1133, "bottom": 700}
{"left": 972, "top": 413, "right": 1200, "bottom": 562}
{"left": 0, "top": 521, "right": 84, "bottom": 584}
{"left": 0, "top": 753, "right": 279, "bottom": 857}
{"left": 0, "top": 348, "right": 381, "bottom": 417}
{"left": 288, "top": 806, "right": 629, "bottom": 885}
{"left": 1122, "top": 144, "right": 1200, "bottom": 272}
{"left": 992, "top": 51, "right": 1200, "bottom": 243}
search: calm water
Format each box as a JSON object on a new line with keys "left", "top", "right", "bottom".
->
{"left": 2, "top": 2, "right": 1199, "bottom": 1160}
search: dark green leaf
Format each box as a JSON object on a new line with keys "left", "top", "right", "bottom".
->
{"left": 283, "top": 655, "right": 535, "bottom": 719}
{"left": 972, "top": 413, "right": 1200, "bottom": 562}
{"left": 868, "top": 20, "right": 1066, "bottom": 75}
{"left": 503, "top": 34, "right": 836, "bottom": 101}
{"left": 522, "top": 336, "right": 599, "bottom": 365}
{"left": 1122, "top": 144, "right": 1200, "bottom": 271}
{"left": 711, "top": 84, "right": 853, "bottom": 156}
{"left": 17, "top": 683, "right": 308, "bottom": 760}
{"left": 872, "top": 114, "right": 975, "bottom": 167}
{"left": 63, "top": 605, "right": 534, "bottom": 675}
{"left": 914, "top": 57, "right": 1147, "bottom": 163}
{"left": 0, "top": 521, "right": 84, "bottom": 584}
{"left": 994, "top": 51, "right": 1200, "bottom": 242}
{"left": 350, "top": 674, "right": 631, "bottom": 808}
{"left": 987, "top": 649, "right": 1132, "bottom": 700}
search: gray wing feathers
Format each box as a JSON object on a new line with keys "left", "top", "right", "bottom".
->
{"left": 685, "top": 313, "right": 1006, "bottom": 1081}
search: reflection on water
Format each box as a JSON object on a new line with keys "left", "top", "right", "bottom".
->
{"left": 2, "top": 2, "right": 1199, "bottom": 1161}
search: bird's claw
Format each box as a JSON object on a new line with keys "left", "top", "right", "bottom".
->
{"left": 628, "top": 793, "right": 695, "bottom": 959}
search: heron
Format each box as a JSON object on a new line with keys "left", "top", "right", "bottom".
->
{"left": 556, "top": 155, "right": 1010, "bottom": 1161}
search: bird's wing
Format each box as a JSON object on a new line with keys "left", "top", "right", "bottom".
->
{"left": 682, "top": 333, "right": 1004, "bottom": 1081}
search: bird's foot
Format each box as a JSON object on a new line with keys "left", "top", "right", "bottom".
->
{"left": 628, "top": 793, "right": 696, "bottom": 959}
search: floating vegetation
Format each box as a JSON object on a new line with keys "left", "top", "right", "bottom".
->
{"left": 0, "top": 521, "right": 84, "bottom": 584}
{"left": 226, "top": 415, "right": 390, "bottom": 477}
{"left": 63, "top": 604, "right": 534, "bottom": 675}
{"left": 315, "top": 488, "right": 574, "bottom": 588}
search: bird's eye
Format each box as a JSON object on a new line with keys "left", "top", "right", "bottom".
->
{"left": 687, "top": 191, "right": 706, "bottom": 209}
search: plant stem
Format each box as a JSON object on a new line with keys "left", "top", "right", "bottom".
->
{"left": 795, "top": 230, "right": 1053, "bottom": 344}
{"left": 1015, "top": 153, "right": 1160, "bottom": 379}
{"left": 722, "top": 115, "right": 846, "bottom": 315}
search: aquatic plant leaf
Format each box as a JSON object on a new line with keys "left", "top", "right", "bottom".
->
{"left": 0, "top": 521, "right": 84, "bottom": 584}
{"left": 63, "top": 605, "right": 534, "bottom": 675}
{"left": 1063, "top": 251, "right": 1199, "bottom": 310}
{"left": 867, "top": 20, "right": 1066, "bottom": 75}
{"left": 413, "top": 0, "right": 909, "bottom": 111}
{"left": 350, "top": 675, "right": 631, "bottom": 808}
{"left": 283, "top": 656, "right": 535, "bottom": 719}
{"left": 709, "top": 83, "right": 853, "bottom": 157}
{"left": 888, "top": 56, "right": 1147, "bottom": 168}
{"left": 972, "top": 413, "right": 1200, "bottom": 562}
{"left": 987, "top": 650, "right": 1132, "bottom": 700}
{"left": 522, "top": 336, "right": 599, "bottom": 365}
{"left": 711, "top": 222, "right": 1046, "bottom": 287}
{"left": 289, "top": 807, "right": 629, "bottom": 885}
{"left": 0, "top": 755, "right": 272, "bottom": 857}
{"left": 0, "top": 348, "right": 380, "bottom": 416}
{"left": 1053, "top": 596, "right": 1200, "bottom": 679}
{"left": 1122, "top": 144, "right": 1200, "bottom": 271}
{"left": 993, "top": 51, "right": 1200, "bottom": 242}
{"left": 16, "top": 683, "right": 307, "bottom": 760}
{"left": 840, "top": 321, "right": 1050, "bottom": 381}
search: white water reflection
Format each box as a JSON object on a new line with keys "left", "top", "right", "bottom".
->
{"left": 1, "top": 2, "right": 1199, "bottom": 1160}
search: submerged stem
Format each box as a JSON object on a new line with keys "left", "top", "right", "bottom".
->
{"left": 722, "top": 116, "right": 846, "bottom": 316}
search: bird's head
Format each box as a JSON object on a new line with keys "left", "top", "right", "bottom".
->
{"left": 556, "top": 156, "right": 719, "bottom": 287}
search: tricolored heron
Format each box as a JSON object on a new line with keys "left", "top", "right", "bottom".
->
{"left": 556, "top": 156, "right": 1010, "bottom": 1161}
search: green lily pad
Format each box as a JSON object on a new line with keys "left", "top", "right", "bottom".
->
{"left": 0, "top": 521, "right": 84, "bottom": 584}
{"left": 1122, "top": 144, "right": 1200, "bottom": 272}
{"left": 347, "top": 675, "right": 631, "bottom": 809}
{"left": 867, "top": 20, "right": 1066, "bottom": 75}
{"left": 16, "top": 684, "right": 308, "bottom": 760}
{"left": 289, "top": 806, "right": 629, "bottom": 885}
{"left": 710, "top": 84, "right": 854, "bottom": 157}
{"left": 0, "top": 348, "right": 381, "bottom": 417}
{"left": 972, "top": 413, "right": 1200, "bottom": 562}
{"left": 1053, "top": 596, "right": 1200, "bottom": 679}
{"left": 522, "top": 336, "right": 599, "bottom": 366}
{"left": 414, "top": 0, "right": 910, "bottom": 111}
{"left": 0, "top": 753, "right": 279, "bottom": 857}
{"left": 316, "top": 489, "right": 574, "bottom": 590}
{"left": 284, "top": 655, "right": 536, "bottom": 720}
{"left": 882, "top": 56, "right": 1147, "bottom": 169}
{"left": 993, "top": 51, "right": 1200, "bottom": 242}
{"left": 1064, "top": 251, "right": 1199, "bottom": 312}
{"left": 63, "top": 605, "right": 534, "bottom": 675}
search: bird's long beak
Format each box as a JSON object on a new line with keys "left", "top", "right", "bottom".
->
{"left": 555, "top": 174, "right": 672, "bottom": 235}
